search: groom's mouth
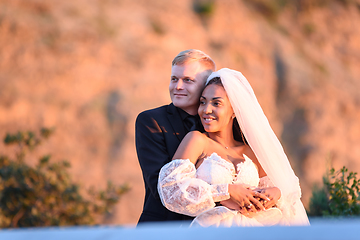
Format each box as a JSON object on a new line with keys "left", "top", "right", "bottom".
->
{"left": 174, "top": 93, "right": 187, "bottom": 97}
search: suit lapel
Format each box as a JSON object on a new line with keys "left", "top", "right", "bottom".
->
{"left": 167, "top": 103, "right": 186, "bottom": 142}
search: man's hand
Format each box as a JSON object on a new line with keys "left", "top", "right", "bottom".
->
{"left": 219, "top": 198, "right": 241, "bottom": 211}
{"left": 253, "top": 187, "right": 281, "bottom": 209}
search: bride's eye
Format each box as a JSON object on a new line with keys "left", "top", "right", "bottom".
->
{"left": 213, "top": 101, "right": 221, "bottom": 106}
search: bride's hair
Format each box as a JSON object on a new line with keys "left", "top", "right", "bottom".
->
{"left": 206, "top": 77, "right": 248, "bottom": 145}
{"left": 172, "top": 49, "right": 216, "bottom": 71}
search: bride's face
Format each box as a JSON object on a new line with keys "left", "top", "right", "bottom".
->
{"left": 198, "top": 84, "right": 234, "bottom": 133}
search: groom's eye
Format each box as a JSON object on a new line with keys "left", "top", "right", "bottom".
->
{"left": 183, "top": 78, "right": 193, "bottom": 82}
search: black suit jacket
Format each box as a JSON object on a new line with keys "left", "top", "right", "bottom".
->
{"left": 135, "top": 103, "right": 194, "bottom": 223}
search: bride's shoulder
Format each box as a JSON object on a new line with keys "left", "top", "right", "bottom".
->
{"left": 185, "top": 131, "right": 208, "bottom": 143}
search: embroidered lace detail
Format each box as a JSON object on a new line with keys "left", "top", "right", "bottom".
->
{"left": 234, "top": 154, "right": 260, "bottom": 187}
{"left": 196, "top": 153, "right": 235, "bottom": 185}
{"left": 158, "top": 159, "right": 216, "bottom": 216}
{"left": 210, "top": 184, "right": 229, "bottom": 202}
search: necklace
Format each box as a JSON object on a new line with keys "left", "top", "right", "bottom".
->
{"left": 211, "top": 136, "right": 233, "bottom": 150}
{"left": 217, "top": 141, "right": 230, "bottom": 149}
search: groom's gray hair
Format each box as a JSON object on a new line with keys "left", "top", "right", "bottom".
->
{"left": 172, "top": 49, "right": 216, "bottom": 71}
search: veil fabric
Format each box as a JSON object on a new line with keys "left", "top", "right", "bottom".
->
{"left": 207, "top": 68, "right": 309, "bottom": 225}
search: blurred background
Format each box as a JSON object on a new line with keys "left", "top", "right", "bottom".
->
{"left": 0, "top": 0, "right": 359, "bottom": 225}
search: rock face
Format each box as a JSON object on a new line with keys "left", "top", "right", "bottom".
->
{"left": 0, "top": 0, "right": 359, "bottom": 225}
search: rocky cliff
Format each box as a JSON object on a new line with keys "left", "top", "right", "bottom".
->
{"left": 1, "top": 0, "right": 359, "bottom": 224}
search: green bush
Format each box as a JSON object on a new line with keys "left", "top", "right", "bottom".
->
{"left": 192, "top": 0, "right": 215, "bottom": 16}
{"left": 308, "top": 166, "right": 360, "bottom": 216}
{"left": 0, "top": 128, "right": 129, "bottom": 228}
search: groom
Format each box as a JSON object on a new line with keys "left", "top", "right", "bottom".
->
{"left": 135, "top": 49, "right": 216, "bottom": 223}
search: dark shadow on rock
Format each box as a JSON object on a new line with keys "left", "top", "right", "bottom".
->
{"left": 106, "top": 91, "right": 127, "bottom": 162}
{"left": 280, "top": 107, "right": 313, "bottom": 177}
{"left": 274, "top": 50, "right": 287, "bottom": 105}
{"left": 104, "top": 91, "right": 128, "bottom": 223}
{"left": 274, "top": 50, "right": 311, "bottom": 178}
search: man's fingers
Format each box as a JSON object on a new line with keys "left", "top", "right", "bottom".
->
{"left": 264, "top": 198, "right": 275, "bottom": 209}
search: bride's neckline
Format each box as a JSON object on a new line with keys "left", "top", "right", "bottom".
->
{"left": 204, "top": 152, "right": 252, "bottom": 173}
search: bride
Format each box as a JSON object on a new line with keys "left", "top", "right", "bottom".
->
{"left": 157, "top": 68, "right": 309, "bottom": 227}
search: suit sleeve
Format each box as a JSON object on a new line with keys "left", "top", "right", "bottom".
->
{"left": 135, "top": 111, "right": 172, "bottom": 200}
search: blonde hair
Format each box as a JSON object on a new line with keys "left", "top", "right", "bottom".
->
{"left": 172, "top": 49, "right": 216, "bottom": 71}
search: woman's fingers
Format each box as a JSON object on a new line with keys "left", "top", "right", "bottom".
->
{"left": 248, "top": 195, "right": 266, "bottom": 211}
{"left": 238, "top": 206, "right": 250, "bottom": 216}
{"left": 240, "top": 198, "right": 258, "bottom": 213}
{"left": 253, "top": 191, "right": 270, "bottom": 202}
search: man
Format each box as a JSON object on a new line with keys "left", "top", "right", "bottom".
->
{"left": 135, "top": 49, "right": 216, "bottom": 223}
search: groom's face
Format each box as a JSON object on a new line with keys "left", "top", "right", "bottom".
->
{"left": 170, "top": 61, "right": 210, "bottom": 115}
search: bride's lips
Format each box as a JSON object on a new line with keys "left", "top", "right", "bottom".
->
{"left": 202, "top": 115, "right": 216, "bottom": 124}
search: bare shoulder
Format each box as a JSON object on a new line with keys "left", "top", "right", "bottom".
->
{"left": 183, "top": 131, "right": 208, "bottom": 144}
{"left": 173, "top": 131, "right": 208, "bottom": 163}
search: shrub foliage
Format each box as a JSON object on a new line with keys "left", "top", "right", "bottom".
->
{"left": 0, "top": 128, "right": 129, "bottom": 228}
{"left": 308, "top": 166, "right": 360, "bottom": 216}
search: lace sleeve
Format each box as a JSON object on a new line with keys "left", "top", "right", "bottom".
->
{"left": 258, "top": 176, "right": 275, "bottom": 188}
{"left": 158, "top": 159, "right": 229, "bottom": 217}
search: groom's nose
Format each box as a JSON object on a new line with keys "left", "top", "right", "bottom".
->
{"left": 175, "top": 79, "right": 184, "bottom": 89}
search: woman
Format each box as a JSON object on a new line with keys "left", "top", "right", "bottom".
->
{"left": 158, "top": 68, "right": 309, "bottom": 227}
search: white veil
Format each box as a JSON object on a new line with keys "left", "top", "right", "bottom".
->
{"left": 206, "top": 68, "right": 309, "bottom": 225}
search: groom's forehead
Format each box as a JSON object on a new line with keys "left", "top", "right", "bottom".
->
{"left": 171, "top": 62, "right": 208, "bottom": 77}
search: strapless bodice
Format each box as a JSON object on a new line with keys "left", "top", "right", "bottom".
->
{"left": 195, "top": 152, "right": 260, "bottom": 187}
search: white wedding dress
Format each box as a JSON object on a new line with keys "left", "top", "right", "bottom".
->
{"left": 158, "top": 152, "right": 283, "bottom": 227}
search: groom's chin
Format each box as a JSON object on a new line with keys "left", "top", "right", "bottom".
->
{"left": 172, "top": 99, "right": 188, "bottom": 109}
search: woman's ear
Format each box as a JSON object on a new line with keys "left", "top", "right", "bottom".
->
{"left": 232, "top": 113, "right": 235, "bottom": 119}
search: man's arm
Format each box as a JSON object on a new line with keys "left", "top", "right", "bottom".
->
{"left": 135, "top": 111, "right": 172, "bottom": 200}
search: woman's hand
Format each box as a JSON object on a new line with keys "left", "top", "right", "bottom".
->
{"left": 228, "top": 183, "right": 269, "bottom": 215}
{"left": 253, "top": 187, "right": 281, "bottom": 209}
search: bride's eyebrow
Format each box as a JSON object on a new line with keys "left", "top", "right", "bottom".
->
{"left": 212, "top": 97, "right": 222, "bottom": 100}
{"left": 200, "top": 96, "right": 223, "bottom": 100}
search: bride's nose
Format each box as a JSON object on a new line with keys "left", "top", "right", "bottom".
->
{"left": 203, "top": 103, "right": 212, "bottom": 114}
